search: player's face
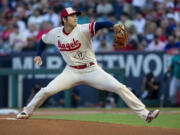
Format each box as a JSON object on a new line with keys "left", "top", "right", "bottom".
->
{"left": 66, "top": 14, "right": 78, "bottom": 27}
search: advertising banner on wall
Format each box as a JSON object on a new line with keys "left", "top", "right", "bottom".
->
{"left": 10, "top": 51, "right": 172, "bottom": 95}
{"left": 0, "top": 51, "right": 174, "bottom": 107}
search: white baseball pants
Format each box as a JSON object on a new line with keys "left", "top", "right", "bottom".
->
{"left": 24, "top": 65, "right": 149, "bottom": 120}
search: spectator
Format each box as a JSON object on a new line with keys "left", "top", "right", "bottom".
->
{"left": 105, "top": 15, "right": 117, "bottom": 45}
{"left": 0, "top": 0, "right": 179, "bottom": 54}
{"left": 71, "top": 90, "right": 81, "bottom": 108}
{"left": 113, "top": 0, "right": 124, "bottom": 20}
{"left": 15, "top": 4, "right": 28, "bottom": 23}
{"left": 117, "top": 42, "right": 132, "bottom": 51}
{"left": 175, "top": 22, "right": 180, "bottom": 41}
{"left": 1, "top": 21, "right": 14, "bottom": 43}
{"left": 149, "top": 9, "right": 161, "bottom": 26}
{"left": 94, "top": 29, "right": 113, "bottom": 52}
{"left": 160, "top": 19, "right": 169, "bottom": 36}
{"left": 31, "top": 0, "right": 42, "bottom": 10}
{"left": 105, "top": 93, "right": 116, "bottom": 109}
{"left": 73, "top": 0, "right": 83, "bottom": 11}
{"left": 60, "top": 0, "right": 74, "bottom": 9}
{"left": 98, "top": 39, "right": 113, "bottom": 52}
{"left": 132, "top": 0, "right": 146, "bottom": 13}
{"left": 146, "top": 35, "right": 166, "bottom": 51}
{"left": 25, "top": 2, "right": 34, "bottom": 16}
{"left": 127, "top": 25, "right": 138, "bottom": 43}
{"left": 118, "top": 12, "right": 132, "bottom": 29}
{"left": 23, "top": 24, "right": 38, "bottom": 51}
{"left": 10, "top": 24, "right": 27, "bottom": 52}
{"left": 164, "top": 35, "right": 180, "bottom": 54}
{"left": 26, "top": 24, "right": 39, "bottom": 42}
{"left": 132, "top": 12, "right": 146, "bottom": 36}
{"left": 58, "top": 89, "right": 81, "bottom": 108}
{"left": 96, "top": 0, "right": 113, "bottom": 16}
{"left": 85, "top": 0, "right": 96, "bottom": 17}
{"left": 12, "top": 15, "right": 27, "bottom": 32}
{"left": 51, "top": 0, "right": 63, "bottom": 14}
{"left": 28, "top": 8, "right": 44, "bottom": 29}
{"left": 43, "top": 7, "right": 60, "bottom": 27}
{"left": 3, "top": 10, "right": 13, "bottom": 24}
{"left": 155, "top": 2, "right": 166, "bottom": 20}
{"left": 0, "top": 21, "right": 14, "bottom": 54}
{"left": 168, "top": 49, "right": 180, "bottom": 106}
{"left": 129, "top": 39, "right": 141, "bottom": 51}
{"left": 140, "top": 38, "right": 148, "bottom": 50}
{"left": 40, "top": 0, "right": 50, "bottom": 14}
{"left": 0, "top": 14, "right": 5, "bottom": 36}
{"left": 123, "top": 0, "right": 133, "bottom": 16}
{"left": 144, "top": 21, "right": 157, "bottom": 43}
{"left": 141, "top": 72, "right": 160, "bottom": 99}
{"left": 166, "top": 2, "right": 180, "bottom": 23}
{"left": 156, "top": 27, "right": 166, "bottom": 43}
{"left": 166, "top": 13, "right": 177, "bottom": 36}
{"left": 36, "top": 21, "right": 53, "bottom": 43}
{"left": 78, "top": 11, "right": 89, "bottom": 24}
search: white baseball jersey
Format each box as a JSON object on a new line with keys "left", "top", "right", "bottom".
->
{"left": 42, "top": 22, "right": 96, "bottom": 66}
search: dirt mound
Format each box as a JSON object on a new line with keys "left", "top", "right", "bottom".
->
{"left": 0, "top": 116, "right": 180, "bottom": 135}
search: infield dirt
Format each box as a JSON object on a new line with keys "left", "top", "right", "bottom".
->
{"left": 0, "top": 110, "right": 180, "bottom": 135}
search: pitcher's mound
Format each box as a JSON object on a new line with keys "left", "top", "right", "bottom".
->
{"left": 0, "top": 117, "right": 180, "bottom": 135}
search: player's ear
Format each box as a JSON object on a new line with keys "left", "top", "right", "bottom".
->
{"left": 62, "top": 18, "right": 65, "bottom": 24}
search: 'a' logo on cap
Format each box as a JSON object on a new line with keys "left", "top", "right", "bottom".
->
{"left": 66, "top": 8, "right": 75, "bottom": 14}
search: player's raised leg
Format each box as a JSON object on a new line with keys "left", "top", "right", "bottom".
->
{"left": 83, "top": 69, "right": 160, "bottom": 123}
{"left": 17, "top": 67, "right": 81, "bottom": 119}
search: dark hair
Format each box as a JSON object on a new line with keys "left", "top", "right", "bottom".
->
{"left": 61, "top": 16, "right": 67, "bottom": 26}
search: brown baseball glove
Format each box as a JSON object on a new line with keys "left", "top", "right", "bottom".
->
{"left": 113, "top": 24, "right": 128, "bottom": 49}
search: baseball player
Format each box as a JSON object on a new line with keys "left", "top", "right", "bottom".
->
{"left": 168, "top": 50, "right": 180, "bottom": 106}
{"left": 17, "top": 7, "right": 160, "bottom": 123}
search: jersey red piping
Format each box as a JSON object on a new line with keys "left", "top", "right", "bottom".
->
{"left": 89, "top": 22, "right": 95, "bottom": 37}
{"left": 63, "top": 28, "right": 70, "bottom": 35}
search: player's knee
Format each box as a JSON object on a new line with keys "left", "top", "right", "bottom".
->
{"left": 114, "top": 84, "right": 128, "bottom": 93}
{"left": 41, "top": 87, "right": 52, "bottom": 96}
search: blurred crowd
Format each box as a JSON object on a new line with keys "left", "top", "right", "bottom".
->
{"left": 0, "top": 0, "right": 180, "bottom": 55}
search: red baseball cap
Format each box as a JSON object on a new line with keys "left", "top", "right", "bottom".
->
{"left": 60, "top": 7, "right": 81, "bottom": 20}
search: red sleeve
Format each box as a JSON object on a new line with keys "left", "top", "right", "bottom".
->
{"left": 89, "top": 22, "right": 95, "bottom": 37}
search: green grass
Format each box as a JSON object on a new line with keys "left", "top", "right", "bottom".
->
{"left": 38, "top": 107, "right": 180, "bottom": 111}
{"left": 32, "top": 112, "right": 180, "bottom": 129}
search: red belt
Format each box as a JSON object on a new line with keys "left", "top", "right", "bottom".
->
{"left": 70, "top": 62, "right": 95, "bottom": 69}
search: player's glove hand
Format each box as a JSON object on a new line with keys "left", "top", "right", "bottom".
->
{"left": 113, "top": 24, "right": 128, "bottom": 49}
{"left": 34, "top": 56, "right": 42, "bottom": 66}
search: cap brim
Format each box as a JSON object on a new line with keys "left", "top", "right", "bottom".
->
{"left": 76, "top": 11, "right": 81, "bottom": 16}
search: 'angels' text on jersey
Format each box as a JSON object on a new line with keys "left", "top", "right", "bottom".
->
{"left": 58, "top": 38, "right": 81, "bottom": 51}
